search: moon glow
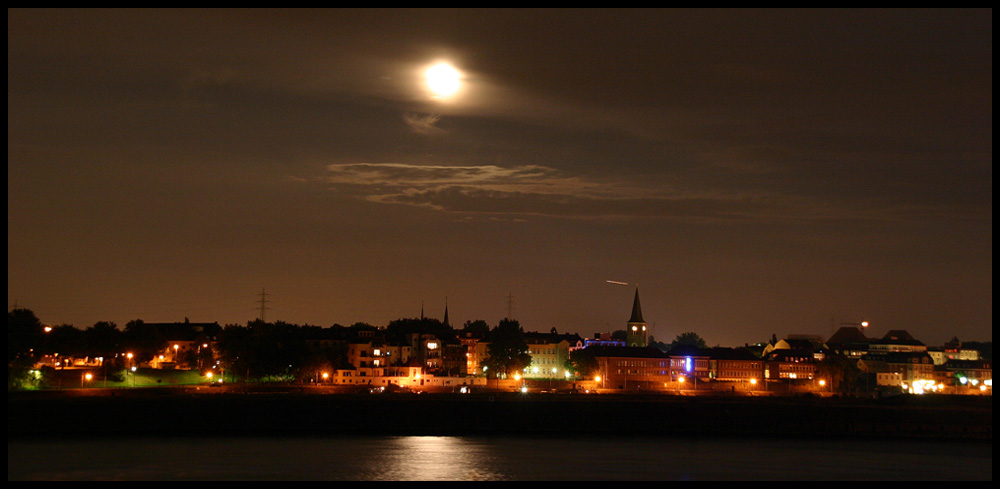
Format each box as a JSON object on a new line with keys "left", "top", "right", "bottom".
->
{"left": 425, "top": 62, "right": 462, "bottom": 99}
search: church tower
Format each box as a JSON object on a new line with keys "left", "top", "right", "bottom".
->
{"left": 626, "top": 287, "right": 647, "bottom": 347}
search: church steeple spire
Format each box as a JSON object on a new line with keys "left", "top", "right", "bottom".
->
{"left": 629, "top": 287, "right": 644, "bottom": 324}
{"left": 443, "top": 297, "right": 450, "bottom": 327}
{"left": 626, "top": 286, "right": 647, "bottom": 347}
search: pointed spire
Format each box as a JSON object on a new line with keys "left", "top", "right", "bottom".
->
{"left": 628, "top": 287, "right": 644, "bottom": 324}
{"left": 443, "top": 297, "right": 450, "bottom": 327}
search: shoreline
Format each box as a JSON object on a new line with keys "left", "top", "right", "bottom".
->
{"left": 8, "top": 389, "right": 991, "bottom": 441}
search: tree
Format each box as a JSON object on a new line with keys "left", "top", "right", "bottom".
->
{"left": 482, "top": 319, "right": 531, "bottom": 379}
{"left": 816, "top": 354, "right": 863, "bottom": 395}
{"left": 122, "top": 319, "right": 166, "bottom": 366}
{"left": 648, "top": 337, "right": 670, "bottom": 353}
{"left": 385, "top": 317, "right": 456, "bottom": 345}
{"left": 84, "top": 321, "right": 121, "bottom": 359}
{"left": 216, "top": 323, "right": 252, "bottom": 381}
{"left": 565, "top": 347, "right": 599, "bottom": 379}
{"left": 461, "top": 319, "right": 490, "bottom": 338}
{"left": 8, "top": 308, "right": 43, "bottom": 363}
{"left": 670, "top": 332, "right": 707, "bottom": 350}
{"left": 46, "top": 324, "right": 87, "bottom": 358}
{"left": 8, "top": 308, "right": 43, "bottom": 390}
{"left": 237, "top": 320, "right": 308, "bottom": 381}
{"left": 83, "top": 321, "right": 123, "bottom": 385}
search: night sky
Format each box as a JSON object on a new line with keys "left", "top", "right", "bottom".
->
{"left": 8, "top": 9, "right": 992, "bottom": 347}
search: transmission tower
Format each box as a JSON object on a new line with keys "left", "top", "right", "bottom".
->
{"left": 257, "top": 288, "right": 270, "bottom": 322}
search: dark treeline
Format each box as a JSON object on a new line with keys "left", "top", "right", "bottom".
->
{"left": 8, "top": 308, "right": 534, "bottom": 389}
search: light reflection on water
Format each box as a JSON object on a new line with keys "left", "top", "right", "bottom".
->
{"left": 8, "top": 436, "right": 992, "bottom": 480}
{"left": 367, "top": 436, "right": 506, "bottom": 481}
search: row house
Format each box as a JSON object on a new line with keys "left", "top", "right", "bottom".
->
{"left": 927, "top": 346, "right": 981, "bottom": 366}
{"left": 460, "top": 332, "right": 490, "bottom": 376}
{"left": 522, "top": 330, "right": 584, "bottom": 379}
{"left": 764, "top": 349, "right": 818, "bottom": 381}
{"left": 868, "top": 330, "right": 927, "bottom": 353}
{"left": 826, "top": 326, "right": 871, "bottom": 359}
{"left": 347, "top": 341, "right": 414, "bottom": 369}
{"left": 935, "top": 359, "right": 992, "bottom": 391}
{"left": 858, "top": 351, "right": 935, "bottom": 387}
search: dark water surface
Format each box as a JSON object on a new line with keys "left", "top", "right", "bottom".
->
{"left": 8, "top": 435, "right": 992, "bottom": 480}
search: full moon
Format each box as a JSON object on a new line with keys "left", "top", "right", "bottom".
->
{"left": 425, "top": 62, "right": 462, "bottom": 99}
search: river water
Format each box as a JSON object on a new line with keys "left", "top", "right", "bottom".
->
{"left": 8, "top": 435, "right": 991, "bottom": 480}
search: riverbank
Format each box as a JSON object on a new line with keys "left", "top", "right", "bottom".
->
{"left": 8, "top": 389, "right": 991, "bottom": 440}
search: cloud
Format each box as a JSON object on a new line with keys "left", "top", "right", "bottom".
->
{"left": 403, "top": 113, "right": 446, "bottom": 136}
{"left": 318, "top": 162, "right": 979, "bottom": 225}
{"left": 325, "top": 162, "right": 589, "bottom": 192}
{"left": 320, "top": 162, "right": 792, "bottom": 221}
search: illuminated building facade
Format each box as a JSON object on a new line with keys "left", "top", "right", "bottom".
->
{"left": 590, "top": 346, "right": 671, "bottom": 390}
{"left": 667, "top": 345, "right": 711, "bottom": 382}
{"left": 764, "top": 350, "right": 818, "bottom": 380}
{"left": 705, "top": 348, "right": 764, "bottom": 382}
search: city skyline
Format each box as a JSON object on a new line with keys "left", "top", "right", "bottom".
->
{"left": 8, "top": 9, "right": 992, "bottom": 347}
